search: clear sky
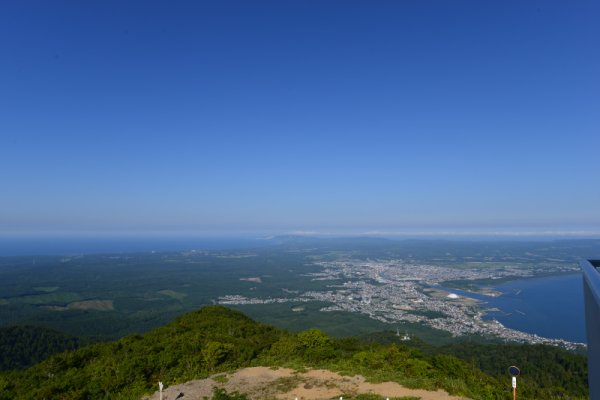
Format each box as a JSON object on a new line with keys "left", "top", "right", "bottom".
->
{"left": 1, "top": 1, "right": 599, "bottom": 236}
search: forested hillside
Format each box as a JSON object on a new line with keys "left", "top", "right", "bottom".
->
{"left": 439, "top": 342, "right": 588, "bottom": 398}
{"left": 0, "top": 306, "right": 588, "bottom": 399}
{"left": 0, "top": 325, "right": 81, "bottom": 371}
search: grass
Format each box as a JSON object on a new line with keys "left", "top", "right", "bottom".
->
{"left": 33, "top": 286, "right": 60, "bottom": 293}
{"left": 273, "top": 376, "right": 303, "bottom": 392}
{"left": 7, "top": 292, "right": 81, "bottom": 305}
{"left": 213, "top": 374, "right": 229, "bottom": 383}
{"left": 157, "top": 289, "right": 188, "bottom": 301}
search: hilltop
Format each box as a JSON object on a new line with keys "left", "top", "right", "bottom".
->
{"left": 0, "top": 306, "right": 588, "bottom": 399}
{"left": 144, "top": 366, "right": 465, "bottom": 400}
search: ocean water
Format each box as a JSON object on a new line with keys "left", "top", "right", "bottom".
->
{"left": 484, "top": 273, "right": 586, "bottom": 343}
{"left": 444, "top": 273, "right": 586, "bottom": 343}
{"left": 0, "top": 235, "right": 266, "bottom": 256}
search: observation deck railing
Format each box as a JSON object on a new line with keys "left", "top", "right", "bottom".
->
{"left": 581, "top": 259, "right": 600, "bottom": 400}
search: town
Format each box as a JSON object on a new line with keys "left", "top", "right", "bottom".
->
{"left": 219, "top": 259, "right": 585, "bottom": 350}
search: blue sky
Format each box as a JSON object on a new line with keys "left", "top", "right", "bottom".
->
{"left": 1, "top": 1, "right": 599, "bottom": 236}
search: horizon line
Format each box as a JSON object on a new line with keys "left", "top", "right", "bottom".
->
{"left": 1, "top": 228, "right": 600, "bottom": 239}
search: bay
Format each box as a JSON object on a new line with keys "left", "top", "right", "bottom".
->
{"left": 484, "top": 273, "right": 586, "bottom": 343}
{"left": 441, "top": 273, "right": 586, "bottom": 343}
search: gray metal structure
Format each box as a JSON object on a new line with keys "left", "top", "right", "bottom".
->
{"left": 581, "top": 259, "right": 600, "bottom": 400}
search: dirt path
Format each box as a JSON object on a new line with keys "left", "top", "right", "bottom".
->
{"left": 143, "top": 366, "right": 470, "bottom": 400}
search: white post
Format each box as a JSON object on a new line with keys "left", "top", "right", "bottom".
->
{"left": 159, "top": 381, "right": 164, "bottom": 400}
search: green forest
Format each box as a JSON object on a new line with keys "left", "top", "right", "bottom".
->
{"left": 0, "top": 306, "right": 588, "bottom": 399}
{"left": 0, "top": 325, "right": 81, "bottom": 371}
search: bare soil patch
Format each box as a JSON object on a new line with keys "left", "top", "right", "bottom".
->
{"left": 143, "top": 367, "right": 469, "bottom": 400}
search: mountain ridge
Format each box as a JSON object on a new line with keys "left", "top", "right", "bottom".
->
{"left": 0, "top": 306, "right": 588, "bottom": 399}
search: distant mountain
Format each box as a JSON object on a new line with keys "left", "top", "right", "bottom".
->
{"left": 265, "top": 234, "right": 394, "bottom": 248}
{"left": 0, "top": 325, "right": 80, "bottom": 371}
{"left": 0, "top": 306, "right": 588, "bottom": 400}
{"left": 265, "top": 235, "right": 600, "bottom": 262}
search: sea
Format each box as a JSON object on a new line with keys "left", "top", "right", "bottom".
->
{"left": 443, "top": 273, "right": 586, "bottom": 343}
{"left": 0, "top": 234, "right": 265, "bottom": 256}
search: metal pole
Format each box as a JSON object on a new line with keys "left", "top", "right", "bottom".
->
{"left": 509, "top": 365, "right": 519, "bottom": 400}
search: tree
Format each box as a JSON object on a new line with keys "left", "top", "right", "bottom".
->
{"left": 202, "top": 341, "right": 233, "bottom": 371}
{"left": 297, "top": 329, "right": 335, "bottom": 362}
